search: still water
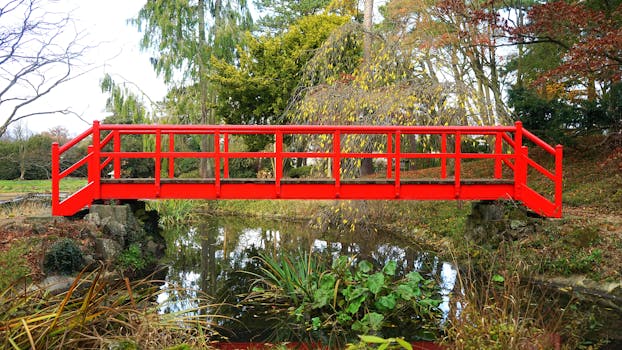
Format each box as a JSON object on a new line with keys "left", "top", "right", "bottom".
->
{"left": 156, "top": 215, "right": 457, "bottom": 341}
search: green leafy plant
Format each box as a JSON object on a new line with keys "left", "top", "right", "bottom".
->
{"left": 148, "top": 200, "right": 198, "bottom": 228}
{"left": 43, "top": 238, "right": 85, "bottom": 275}
{"left": 246, "top": 252, "right": 442, "bottom": 346}
{"left": 346, "top": 335, "right": 413, "bottom": 350}
{"left": 117, "top": 243, "right": 151, "bottom": 271}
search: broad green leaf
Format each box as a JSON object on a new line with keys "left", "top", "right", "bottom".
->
{"left": 375, "top": 294, "right": 397, "bottom": 311}
{"left": 395, "top": 338, "right": 413, "bottom": 350}
{"left": 358, "top": 260, "right": 373, "bottom": 273}
{"left": 396, "top": 284, "right": 414, "bottom": 300}
{"left": 359, "top": 335, "right": 387, "bottom": 344}
{"left": 383, "top": 261, "right": 397, "bottom": 276}
{"left": 406, "top": 271, "right": 423, "bottom": 284}
{"left": 367, "top": 273, "right": 385, "bottom": 294}
{"left": 492, "top": 274, "right": 505, "bottom": 283}
{"left": 346, "top": 295, "right": 365, "bottom": 314}
{"left": 365, "top": 312, "right": 384, "bottom": 331}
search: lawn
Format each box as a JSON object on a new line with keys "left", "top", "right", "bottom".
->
{"left": 0, "top": 178, "right": 87, "bottom": 194}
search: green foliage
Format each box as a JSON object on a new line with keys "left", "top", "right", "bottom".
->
{"left": 546, "top": 249, "right": 603, "bottom": 276}
{"left": 100, "top": 74, "right": 149, "bottom": 124}
{"left": 148, "top": 200, "right": 198, "bottom": 228}
{"left": 99, "top": 74, "right": 156, "bottom": 178}
{"left": 509, "top": 84, "right": 621, "bottom": 142}
{"left": 247, "top": 252, "right": 442, "bottom": 345}
{"left": 0, "top": 242, "right": 31, "bottom": 290}
{"left": 117, "top": 243, "right": 149, "bottom": 271}
{"left": 254, "top": 0, "right": 332, "bottom": 32}
{"left": 0, "top": 140, "right": 19, "bottom": 179}
{"left": 286, "top": 165, "right": 313, "bottom": 178}
{"left": 346, "top": 335, "right": 413, "bottom": 350}
{"left": 212, "top": 14, "right": 348, "bottom": 150}
{"left": 43, "top": 238, "right": 85, "bottom": 275}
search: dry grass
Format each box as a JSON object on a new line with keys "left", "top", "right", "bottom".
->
{"left": 0, "top": 265, "right": 223, "bottom": 349}
{"left": 442, "top": 249, "right": 566, "bottom": 350}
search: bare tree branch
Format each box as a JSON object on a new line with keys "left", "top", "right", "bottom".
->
{"left": 0, "top": 0, "right": 89, "bottom": 138}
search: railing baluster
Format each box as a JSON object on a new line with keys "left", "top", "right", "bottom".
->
{"left": 223, "top": 133, "right": 229, "bottom": 178}
{"left": 333, "top": 130, "right": 340, "bottom": 197}
{"left": 155, "top": 129, "right": 161, "bottom": 197}
{"left": 168, "top": 133, "right": 175, "bottom": 178}
{"left": 555, "top": 145, "right": 563, "bottom": 217}
{"left": 454, "top": 132, "right": 461, "bottom": 198}
{"left": 494, "top": 132, "right": 503, "bottom": 179}
{"left": 214, "top": 131, "right": 220, "bottom": 197}
{"left": 441, "top": 133, "right": 447, "bottom": 179}
{"left": 275, "top": 131, "right": 283, "bottom": 197}
{"left": 395, "top": 131, "right": 401, "bottom": 197}
{"left": 113, "top": 130, "right": 120, "bottom": 178}
{"left": 91, "top": 121, "right": 101, "bottom": 200}
{"left": 386, "top": 132, "right": 392, "bottom": 179}
{"left": 52, "top": 142, "right": 60, "bottom": 214}
{"left": 514, "top": 121, "right": 524, "bottom": 200}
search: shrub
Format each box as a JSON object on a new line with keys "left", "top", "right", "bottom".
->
{"left": 117, "top": 243, "right": 149, "bottom": 271}
{"left": 43, "top": 238, "right": 85, "bottom": 275}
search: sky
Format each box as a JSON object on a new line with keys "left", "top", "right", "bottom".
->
{"left": 7, "top": 0, "right": 168, "bottom": 136}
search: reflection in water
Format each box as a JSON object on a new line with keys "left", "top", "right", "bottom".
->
{"left": 157, "top": 215, "right": 457, "bottom": 340}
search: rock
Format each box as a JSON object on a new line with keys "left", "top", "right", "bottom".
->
{"left": 85, "top": 212, "right": 101, "bottom": 226}
{"left": 94, "top": 238, "right": 122, "bottom": 262}
{"left": 37, "top": 275, "right": 76, "bottom": 295}
{"left": 102, "top": 218, "right": 127, "bottom": 247}
{"left": 24, "top": 216, "right": 66, "bottom": 226}
{"left": 464, "top": 201, "right": 536, "bottom": 246}
{"left": 83, "top": 254, "right": 97, "bottom": 270}
{"left": 145, "top": 239, "right": 165, "bottom": 259}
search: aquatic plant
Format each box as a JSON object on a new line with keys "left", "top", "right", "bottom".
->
{"left": 245, "top": 251, "right": 443, "bottom": 346}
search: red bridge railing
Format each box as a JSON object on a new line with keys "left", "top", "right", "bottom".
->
{"left": 51, "top": 122, "right": 563, "bottom": 217}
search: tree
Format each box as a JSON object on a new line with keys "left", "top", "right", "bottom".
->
{"left": 511, "top": 0, "right": 622, "bottom": 87}
{"left": 254, "top": 0, "right": 331, "bottom": 32}
{"left": 508, "top": 0, "right": 622, "bottom": 132}
{"left": 100, "top": 74, "right": 154, "bottom": 178}
{"left": 0, "top": 0, "right": 87, "bottom": 139}
{"left": 132, "top": 0, "right": 252, "bottom": 177}
{"left": 211, "top": 14, "right": 349, "bottom": 150}
{"left": 385, "top": 0, "right": 511, "bottom": 124}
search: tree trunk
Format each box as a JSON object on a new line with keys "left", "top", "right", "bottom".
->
{"left": 198, "top": 0, "right": 214, "bottom": 178}
{"left": 361, "top": 0, "right": 374, "bottom": 176}
{"left": 363, "top": 0, "right": 373, "bottom": 63}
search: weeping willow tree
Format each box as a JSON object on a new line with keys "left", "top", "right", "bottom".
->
{"left": 288, "top": 23, "right": 491, "bottom": 177}
{"left": 132, "top": 0, "right": 252, "bottom": 178}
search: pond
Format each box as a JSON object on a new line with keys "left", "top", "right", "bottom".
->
{"left": 156, "top": 214, "right": 458, "bottom": 343}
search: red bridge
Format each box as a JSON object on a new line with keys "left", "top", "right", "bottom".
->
{"left": 51, "top": 122, "right": 563, "bottom": 217}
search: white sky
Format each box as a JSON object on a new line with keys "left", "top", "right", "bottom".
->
{"left": 8, "top": 0, "right": 168, "bottom": 136}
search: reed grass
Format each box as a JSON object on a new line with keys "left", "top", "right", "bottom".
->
{"left": 442, "top": 246, "right": 566, "bottom": 350}
{"left": 0, "top": 264, "right": 224, "bottom": 349}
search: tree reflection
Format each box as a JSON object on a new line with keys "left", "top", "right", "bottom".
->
{"left": 159, "top": 215, "right": 456, "bottom": 341}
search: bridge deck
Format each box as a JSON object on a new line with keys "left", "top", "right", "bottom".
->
{"left": 95, "top": 177, "right": 517, "bottom": 202}
{"left": 101, "top": 177, "right": 514, "bottom": 185}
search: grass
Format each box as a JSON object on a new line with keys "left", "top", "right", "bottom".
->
{"left": 441, "top": 249, "right": 566, "bottom": 350}
{"left": 0, "top": 177, "right": 86, "bottom": 194}
{"left": 0, "top": 241, "right": 32, "bottom": 290}
{"left": 0, "top": 265, "right": 221, "bottom": 349}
